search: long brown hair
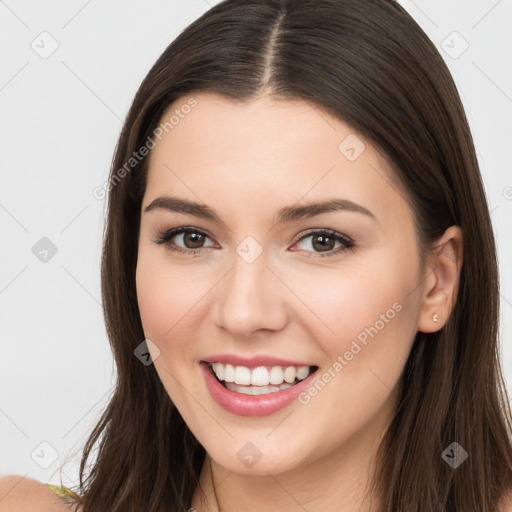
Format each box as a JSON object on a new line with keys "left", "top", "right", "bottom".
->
{"left": 65, "top": 1, "right": 512, "bottom": 510}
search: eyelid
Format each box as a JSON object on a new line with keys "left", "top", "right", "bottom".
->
{"left": 153, "top": 226, "right": 217, "bottom": 249}
{"left": 293, "top": 227, "right": 353, "bottom": 245}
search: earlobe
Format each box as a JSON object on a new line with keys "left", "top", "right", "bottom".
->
{"left": 417, "top": 225, "right": 463, "bottom": 333}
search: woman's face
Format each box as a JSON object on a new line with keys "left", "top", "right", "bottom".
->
{"left": 136, "top": 92, "right": 425, "bottom": 475}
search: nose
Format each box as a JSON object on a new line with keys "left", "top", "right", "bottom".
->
{"left": 213, "top": 250, "right": 288, "bottom": 339}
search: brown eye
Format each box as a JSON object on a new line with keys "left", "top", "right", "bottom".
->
{"left": 311, "top": 233, "right": 336, "bottom": 252}
{"left": 154, "top": 227, "right": 216, "bottom": 254}
{"left": 182, "top": 231, "right": 206, "bottom": 249}
{"left": 292, "top": 229, "right": 355, "bottom": 257}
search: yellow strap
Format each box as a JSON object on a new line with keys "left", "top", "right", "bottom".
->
{"left": 46, "top": 483, "right": 79, "bottom": 500}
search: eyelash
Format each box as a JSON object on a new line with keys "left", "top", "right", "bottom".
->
{"left": 153, "top": 227, "right": 355, "bottom": 258}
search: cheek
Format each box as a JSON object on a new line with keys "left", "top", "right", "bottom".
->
{"left": 135, "top": 252, "right": 214, "bottom": 359}
{"left": 287, "top": 253, "right": 420, "bottom": 365}
{"left": 135, "top": 254, "right": 209, "bottom": 408}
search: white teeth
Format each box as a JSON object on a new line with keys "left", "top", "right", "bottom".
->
{"left": 234, "top": 366, "right": 251, "bottom": 385}
{"left": 224, "top": 364, "right": 235, "bottom": 383}
{"left": 296, "top": 366, "right": 310, "bottom": 380}
{"left": 269, "top": 366, "right": 284, "bottom": 385}
{"left": 283, "top": 366, "right": 296, "bottom": 383}
{"left": 212, "top": 362, "right": 224, "bottom": 381}
{"left": 225, "top": 381, "right": 294, "bottom": 395}
{"left": 250, "top": 367, "right": 269, "bottom": 386}
{"left": 210, "top": 362, "right": 312, "bottom": 387}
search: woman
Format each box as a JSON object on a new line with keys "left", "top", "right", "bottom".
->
{"left": 2, "top": 0, "right": 511, "bottom": 510}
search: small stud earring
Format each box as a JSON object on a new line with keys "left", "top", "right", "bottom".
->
{"left": 432, "top": 313, "right": 439, "bottom": 322}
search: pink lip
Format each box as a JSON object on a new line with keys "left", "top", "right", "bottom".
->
{"left": 202, "top": 353, "right": 313, "bottom": 368}
{"left": 200, "top": 362, "right": 318, "bottom": 417}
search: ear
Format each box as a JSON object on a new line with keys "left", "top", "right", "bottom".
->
{"left": 417, "top": 225, "right": 463, "bottom": 333}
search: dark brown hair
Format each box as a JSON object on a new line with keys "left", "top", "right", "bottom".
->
{"left": 64, "top": 0, "right": 512, "bottom": 510}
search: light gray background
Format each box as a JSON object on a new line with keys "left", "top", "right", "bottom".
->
{"left": 1, "top": 0, "right": 511, "bottom": 488}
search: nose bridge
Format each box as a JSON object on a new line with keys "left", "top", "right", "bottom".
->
{"left": 214, "top": 244, "right": 287, "bottom": 337}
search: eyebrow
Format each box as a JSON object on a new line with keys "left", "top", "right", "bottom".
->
{"left": 143, "top": 195, "right": 376, "bottom": 223}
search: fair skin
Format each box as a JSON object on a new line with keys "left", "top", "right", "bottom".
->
{"left": 2, "top": 93, "right": 511, "bottom": 512}
{"left": 135, "top": 92, "right": 463, "bottom": 511}
{"left": 0, "top": 476, "right": 72, "bottom": 511}
{"left": 2, "top": 474, "right": 508, "bottom": 512}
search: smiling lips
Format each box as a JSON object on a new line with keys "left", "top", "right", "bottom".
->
{"left": 201, "top": 355, "right": 319, "bottom": 416}
{"left": 200, "top": 354, "right": 318, "bottom": 416}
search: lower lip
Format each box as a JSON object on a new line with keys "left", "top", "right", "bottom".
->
{"left": 200, "top": 362, "right": 317, "bottom": 417}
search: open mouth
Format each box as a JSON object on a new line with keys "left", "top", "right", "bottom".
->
{"left": 205, "top": 361, "right": 319, "bottom": 396}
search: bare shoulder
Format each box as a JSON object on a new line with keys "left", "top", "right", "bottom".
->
{"left": 499, "top": 487, "right": 512, "bottom": 512}
{"left": 0, "top": 475, "right": 72, "bottom": 512}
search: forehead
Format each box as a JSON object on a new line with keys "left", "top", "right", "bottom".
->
{"left": 144, "top": 92, "right": 411, "bottom": 227}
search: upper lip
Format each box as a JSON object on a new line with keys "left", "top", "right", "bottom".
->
{"left": 202, "top": 354, "right": 315, "bottom": 368}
